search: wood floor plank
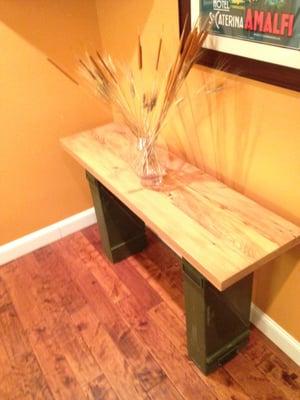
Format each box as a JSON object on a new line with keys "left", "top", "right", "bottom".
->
{"left": 141, "top": 232, "right": 182, "bottom": 278}
{"left": 144, "top": 260, "right": 185, "bottom": 320}
{"left": 71, "top": 271, "right": 167, "bottom": 392}
{"left": 147, "top": 379, "right": 184, "bottom": 400}
{"left": 73, "top": 230, "right": 255, "bottom": 399}
{"left": 53, "top": 238, "right": 166, "bottom": 393}
{"left": 115, "top": 324, "right": 167, "bottom": 391}
{"left": 83, "top": 374, "right": 120, "bottom": 400}
{"left": 85, "top": 225, "right": 184, "bottom": 319}
{"left": 54, "top": 325, "right": 101, "bottom": 387}
{"left": 130, "top": 242, "right": 185, "bottom": 320}
{"left": 111, "top": 256, "right": 162, "bottom": 310}
{"left": 0, "top": 228, "right": 299, "bottom": 400}
{"left": 53, "top": 238, "right": 132, "bottom": 334}
{"left": 242, "top": 328, "right": 300, "bottom": 400}
{"left": 0, "top": 302, "right": 32, "bottom": 361}
{"left": 0, "top": 277, "right": 10, "bottom": 310}
{"left": 84, "top": 226, "right": 181, "bottom": 282}
{"left": 250, "top": 327, "right": 300, "bottom": 372}
{"left": 71, "top": 305, "right": 149, "bottom": 400}
{"left": 148, "top": 302, "right": 187, "bottom": 355}
{"left": 82, "top": 224, "right": 102, "bottom": 250}
{"left": 27, "top": 250, "right": 102, "bottom": 387}
{"left": 3, "top": 252, "right": 102, "bottom": 394}
{"left": 34, "top": 245, "right": 88, "bottom": 315}
{"left": 83, "top": 225, "right": 175, "bottom": 282}
{"left": 86, "top": 225, "right": 184, "bottom": 311}
{"left": 28, "top": 325, "right": 87, "bottom": 400}
{"left": 0, "top": 261, "right": 45, "bottom": 331}
{"left": 0, "top": 279, "right": 54, "bottom": 400}
{"left": 63, "top": 232, "right": 130, "bottom": 304}
{"left": 145, "top": 300, "right": 251, "bottom": 400}
{"left": 0, "top": 351, "right": 55, "bottom": 400}
{"left": 128, "top": 246, "right": 267, "bottom": 400}
{"left": 116, "top": 295, "right": 217, "bottom": 400}
{"left": 224, "top": 352, "right": 289, "bottom": 400}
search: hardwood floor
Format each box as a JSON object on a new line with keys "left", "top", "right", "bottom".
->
{"left": 0, "top": 224, "right": 299, "bottom": 400}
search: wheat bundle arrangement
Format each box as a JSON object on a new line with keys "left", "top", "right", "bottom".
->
{"left": 79, "top": 18, "right": 211, "bottom": 149}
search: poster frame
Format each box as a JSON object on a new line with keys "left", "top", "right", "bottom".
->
{"left": 178, "top": 0, "right": 300, "bottom": 91}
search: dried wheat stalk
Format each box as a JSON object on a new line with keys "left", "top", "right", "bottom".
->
{"left": 79, "top": 17, "right": 211, "bottom": 144}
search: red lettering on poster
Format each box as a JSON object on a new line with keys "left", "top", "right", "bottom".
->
{"left": 273, "top": 13, "right": 280, "bottom": 35}
{"left": 244, "top": 8, "right": 253, "bottom": 30}
{"left": 254, "top": 10, "right": 264, "bottom": 32}
{"left": 244, "top": 9, "right": 295, "bottom": 38}
{"left": 263, "top": 13, "right": 272, "bottom": 33}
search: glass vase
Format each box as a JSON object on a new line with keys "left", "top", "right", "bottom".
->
{"left": 133, "top": 137, "right": 165, "bottom": 188}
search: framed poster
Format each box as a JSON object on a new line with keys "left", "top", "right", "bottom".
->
{"left": 178, "top": 0, "right": 300, "bottom": 91}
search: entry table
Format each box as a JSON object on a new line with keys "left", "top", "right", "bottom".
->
{"left": 61, "top": 124, "right": 300, "bottom": 374}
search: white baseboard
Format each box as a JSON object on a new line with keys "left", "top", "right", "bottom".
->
{"left": 250, "top": 303, "right": 300, "bottom": 365}
{"left": 0, "top": 207, "right": 96, "bottom": 266}
{"left": 0, "top": 207, "right": 299, "bottom": 365}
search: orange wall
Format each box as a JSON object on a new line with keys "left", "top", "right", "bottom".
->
{"left": 0, "top": 1, "right": 110, "bottom": 244}
{"left": 97, "top": 0, "right": 300, "bottom": 340}
{"left": 0, "top": 1, "right": 299, "bottom": 341}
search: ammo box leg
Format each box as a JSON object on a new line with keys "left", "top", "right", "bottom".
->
{"left": 182, "top": 258, "right": 253, "bottom": 374}
{"left": 86, "top": 171, "right": 147, "bottom": 263}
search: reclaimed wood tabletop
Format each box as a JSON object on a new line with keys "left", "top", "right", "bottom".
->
{"left": 61, "top": 124, "right": 300, "bottom": 290}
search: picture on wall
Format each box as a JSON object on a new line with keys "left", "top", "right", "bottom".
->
{"left": 179, "top": 0, "right": 300, "bottom": 91}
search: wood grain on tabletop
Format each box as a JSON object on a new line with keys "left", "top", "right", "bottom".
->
{"left": 61, "top": 124, "right": 300, "bottom": 290}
